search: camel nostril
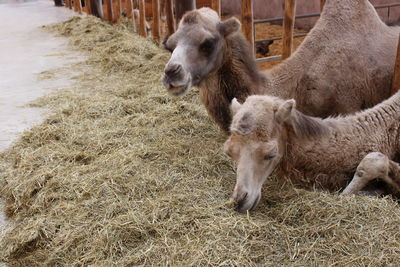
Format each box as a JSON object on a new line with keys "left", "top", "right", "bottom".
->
{"left": 236, "top": 192, "right": 248, "bottom": 212}
{"left": 165, "top": 64, "right": 182, "bottom": 77}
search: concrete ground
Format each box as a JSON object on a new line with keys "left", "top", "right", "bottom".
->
{"left": 0, "top": 0, "right": 83, "bottom": 253}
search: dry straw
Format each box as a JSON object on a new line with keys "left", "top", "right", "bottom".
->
{"left": 1, "top": 16, "right": 400, "bottom": 266}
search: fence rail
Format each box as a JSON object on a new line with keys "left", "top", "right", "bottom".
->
{"left": 252, "top": 2, "right": 400, "bottom": 63}
{"left": 64, "top": 0, "right": 399, "bottom": 91}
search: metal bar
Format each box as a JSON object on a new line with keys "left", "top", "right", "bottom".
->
{"left": 255, "top": 32, "right": 307, "bottom": 43}
{"left": 375, "top": 3, "right": 400, "bottom": 9}
{"left": 254, "top": 12, "right": 320, "bottom": 24}
{"left": 256, "top": 55, "right": 282, "bottom": 63}
{"left": 255, "top": 2, "right": 400, "bottom": 64}
{"left": 254, "top": 4, "right": 400, "bottom": 25}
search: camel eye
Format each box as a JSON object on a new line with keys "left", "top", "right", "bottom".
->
{"left": 264, "top": 154, "right": 276, "bottom": 161}
{"left": 199, "top": 38, "right": 215, "bottom": 55}
{"left": 162, "top": 36, "right": 174, "bottom": 53}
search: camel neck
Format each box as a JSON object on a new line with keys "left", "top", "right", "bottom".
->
{"left": 212, "top": 33, "right": 265, "bottom": 101}
{"left": 199, "top": 34, "right": 265, "bottom": 133}
{"left": 278, "top": 93, "right": 400, "bottom": 189}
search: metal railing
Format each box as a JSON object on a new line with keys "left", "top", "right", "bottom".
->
{"left": 255, "top": 2, "right": 400, "bottom": 63}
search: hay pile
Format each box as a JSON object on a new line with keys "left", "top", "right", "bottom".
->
{"left": 1, "top": 16, "right": 400, "bottom": 266}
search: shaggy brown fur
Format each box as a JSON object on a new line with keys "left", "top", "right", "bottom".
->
{"left": 226, "top": 92, "right": 400, "bottom": 211}
{"left": 163, "top": 0, "right": 400, "bottom": 134}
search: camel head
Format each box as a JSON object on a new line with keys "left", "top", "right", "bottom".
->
{"left": 162, "top": 8, "right": 241, "bottom": 96}
{"left": 224, "top": 95, "right": 330, "bottom": 212}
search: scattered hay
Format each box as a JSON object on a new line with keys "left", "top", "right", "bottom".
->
{"left": 1, "top": 16, "right": 400, "bottom": 266}
{"left": 37, "top": 70, "right": 57, "bottom": 81}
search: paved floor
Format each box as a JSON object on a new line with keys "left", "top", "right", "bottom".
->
{"left": 0, "top": 0, "right": 82, "bottom": 253}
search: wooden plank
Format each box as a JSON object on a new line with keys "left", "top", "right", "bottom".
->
{"left": 392, "top": 34, "right": 400, "bottom": 95}
{"left": 282, "top": 0, "right": 296, "bottom": 59}
{"left": 174, "top": 0, "right": 195, "bottom": 26}
{"left": 86, "top": 0, "right": 92, "bottom": 15}
{"left": 79, "top": 0, "right": 83, "bottom": 13}
{"left": 241, "top": 0, "right": 254, "bottom": 55}
{"left": 211, "top": 0, "right": 221, "bottom": 16}
{"left": 74, "top": 0, "right": 83, "bottom": 13}
{"left": 106, "top": 0, "right": 114, "bottom": 22}
{"left": 113, "top": 0, "right": 121, "bottom": 23}
{"left": 166, "top": 0, "right": 175, "bottom": 36}
{"left": 152, "top": 0, "right": 161, "bottom": 42}
{"left": 126, "top": 0, "right": 133, "bottom": 18}
{"left": 320, "top": 0, "right": 326, "bottom": 12}
{"left": 139, "top": 0, "right": 147, "bottom": 36}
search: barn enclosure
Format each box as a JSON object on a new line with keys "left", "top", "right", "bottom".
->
{"left": 64, "top": 0, "right": 400, "bottom": 64}
{"left": 2, "top": 0, "right": 400, "bottom": 265}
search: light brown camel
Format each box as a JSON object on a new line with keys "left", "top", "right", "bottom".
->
{"left": 224, "top": 93, "right": 400, "bottom": 212}
{"left": 162, "top": 0, "right": 400, "bottom": 133}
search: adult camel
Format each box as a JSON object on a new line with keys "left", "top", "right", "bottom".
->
{"left": 162, "top": 0, "right": 400, "bottom": 133}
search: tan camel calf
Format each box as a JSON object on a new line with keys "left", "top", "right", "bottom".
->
{"left": 224, "top": 93, "right": 400, "bottom": 212}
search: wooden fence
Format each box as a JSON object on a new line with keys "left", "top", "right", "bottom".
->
{"left": 64, "top": 0, "right": 400, "bottom": 92}
{"left": 64, "top": 0, "right": 220, "bottom": 41}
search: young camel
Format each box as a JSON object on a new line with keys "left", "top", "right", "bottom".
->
{"left": 224, "top": 93, "right": 400, "bottom": 212}
{"left": 162, "top": 0, "right": 400, "bottom": 133}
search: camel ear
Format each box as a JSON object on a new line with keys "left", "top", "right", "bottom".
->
{"left": 276, "top": 99, "right": 330, "bottom": 139}
{"left": 230, "top": 98, "right": 242, "bottom": 115}
{"left": 275, "top": 99, "right": 295, "bottom": 124}
{"left": 218, "top": 17, "right": 241, "bottom": 37}
{"left": 231, "top": 111, "right": 255, "bottom": 135}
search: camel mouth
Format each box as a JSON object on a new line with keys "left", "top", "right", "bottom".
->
{"left": 168, "top": 85, "right": 188, "bottom": 96}
{"left": 163, "top": 72, "right": 192, "bottom": 96}
{"left": 235, "top": 192, "right": 261, "bottom": 213}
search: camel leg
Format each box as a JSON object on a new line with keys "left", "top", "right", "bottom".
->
{"left": 382, "top": 160, "right": 400, "bottom": 194}
{"left": 341, "top": 152, "right": 390, "bottom": 195}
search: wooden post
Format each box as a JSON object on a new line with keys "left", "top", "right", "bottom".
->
{"left": 152, "top": 0, "right": 161, "bottom": 42}
{"left": 74, "top": 0, "right": 83, "bottom": 14}
{"left": 211, "top": 0, "right": 221, "bottom": 16}
{"left": 282, "top": 0, "right": 296, "bottom": 59}
{"left": 113, "top": 0, "right": 121, "bottom": 23}
{"left": 391, "top": 34, "right": 400, "bottom": 95}
{"left": 174, "top": 0, "right": 195, "bottom": 27}
{"left": 65, "top": 0, "right": 69, "bottom": 8}
{"left": 138, "top": 0, "right": 147, "bottom": 37}
{"left": 126, "top": 0, "right": 133, "bottom": 18}
{"left": 106, "top": 0, "right": 114, "bottom": 22}
{"left": 320, "top": 0, "right": 326, "bottom": 13}
{"left": 86, "top": 0, "right": 92, "bottom": 14}
{"left": 241, "top": 0, "right": 254, "bottom": 55}
{"left": 166, "top": 0, "right": 175, "bottom": 36}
